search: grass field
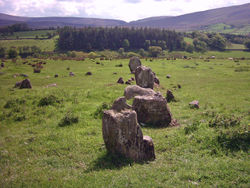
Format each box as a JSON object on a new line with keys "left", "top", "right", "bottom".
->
{"left": 0, "top": 37, "right": 57, "bottom": 52}
{"left": 0, "top": 30, "right": 56, "bottom": 40}
{"left": 0, "top": 54, "right": 249, "bottom": 187}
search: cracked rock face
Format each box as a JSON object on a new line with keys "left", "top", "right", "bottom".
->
{"left": 135, "top": 66, "right": 155, "bottom": 89}
{"left": 132, "top": 94, "right": 172, "bottom": 127}
{"left": 102, "top": 98, "right": 155, "bottom": 161}
{"left": 129, "top": 56, "right": 141, "bottom": 73}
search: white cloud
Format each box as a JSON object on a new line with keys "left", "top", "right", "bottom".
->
{"left": 0, "top": 0, "right": 249, "bottom": 21}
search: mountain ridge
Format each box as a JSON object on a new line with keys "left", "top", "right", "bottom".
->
{"left": 0, "top": 3, "right": 249, "bottom": 31}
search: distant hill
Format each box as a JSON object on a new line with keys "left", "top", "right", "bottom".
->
{"left": 0, "top": 13, "right": 126, "bottom": 28}
{"left": 0, "top": 3, "right": 249, "bottom": 33}
{"left": 128, "top": 3, "right": 250, "bottom": 31}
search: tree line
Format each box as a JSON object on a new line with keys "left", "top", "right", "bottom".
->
{"left": 56, "top": 27, "right": 185, "bottom": 52}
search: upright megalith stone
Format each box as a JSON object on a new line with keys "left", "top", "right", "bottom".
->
{"left": 124, "top": 85, "right": 157, "bottom": 100}
{"left": 132, "top": 94, "right": 172, "bottom": 126}
{"left": 129, "top": 56, "right": 141, "bottom": 73}
{"left": 102, "top": 97, "right": 155, "bottom": 161}
{"left": 135, "top": 66, "right": 155, "bottom": 89}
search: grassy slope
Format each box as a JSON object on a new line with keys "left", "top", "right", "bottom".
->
{"left": 0, "top": 54, "right": 249, "bottom": 187}
{"left": 0, "top": 37, "right": 57, "bottom": 51}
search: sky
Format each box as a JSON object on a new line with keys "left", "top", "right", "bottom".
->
{"left": 0, "top": 0, "right": 249, "bottom": 22}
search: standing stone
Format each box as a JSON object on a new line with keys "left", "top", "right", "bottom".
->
{"left": 102, "top": 97, "right": 155, "bottom": 161}
{"left": 124, "top": 85, "right": 158, "bottom": 100}
{"left": 132, "top": 94, "right": 172, "bottom": 126}
{"left": 129, "top": 56, "right": 141, "bottom": 73}
{"left": 135, "top": 66, "right": 155, "bottom": 89}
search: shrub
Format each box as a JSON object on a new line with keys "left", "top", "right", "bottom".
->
{"left": 93, "top": 102, "right": 111, "bottom": 119}
{"left": 148, "top": 46, "right": 162, "bottom": 57}
{"left": 4, "top": 99, "right": 26, "bottom": 108}
{"left": 8, "top": 48, "right": 18, "bottom": 59}
{"left": 58, "top": 112, "right": 78, "bottom": 127}
{"left": 209, "top": 114, "right": 241, "bottom": 128}
{"left": 184, "top": 121, "right": 200, "bottom": 134}
{"left": 38, "top": 95, "right": 61, "bottom": 106}
{"left": 0, "top": 47, "right": 5, "bottom": 58}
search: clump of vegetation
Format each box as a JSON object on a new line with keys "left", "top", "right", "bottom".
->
{"left": 209, "top": 114, "right": 241, "bottom": 128}
{"left": 38, "top": 95, "right": 61, "bottom": 106}
{"left": 93, "top": 102, "right": 111, "bottom": 119}
{"left": 184, "top": 121, "right": 200, "bottom": 134}
{"left": 4, "top": 99, "right": 26, "bottom": 108}
{"left": 7, "top": 48, "right": 18, "bottom": 58}
{"left": 58, "top": 112, "right": 79, "bottom": 127}
{"left": 234, "top": 66, "right": 249, "bottom": 72}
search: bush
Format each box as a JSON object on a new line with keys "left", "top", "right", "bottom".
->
{"left": 58, "top": 112, "right": 79, "bottom": 127}
{"left": 93, "top": 102, "right": 111, "bottom": 119}
{"left": 184, "top": 121, "right": 200, "bottom": 134}
{"left": 38, "top": 95, "right": 61, "bottom": 106}
{"left": 209, "top": 114, "right": 241, "bottom": 128}
{"left": 244, "top": 40, "right": 250, "bottom": 50}
{"left": 8, "top": 48, "right": 18, "bottom": 59}
{"left": 0, "top": 47, "right": 5, "bottom": 58}
{"left": 148, "top": 46, "right": 162, "bottom": 57}
{"left": 186, "top": 44, "right": 194, "bottom": 53}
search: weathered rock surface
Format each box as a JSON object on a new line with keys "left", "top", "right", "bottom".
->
{"left": 132, "top": 94, "right": 172, "bottom": 126}
{"left": 117, "top": 77, "right": 124, "bottom": 84}
{"left": 135, "top": 66, "right": 155, "bottom": 89}
{"left": 102, "top": 107, "right": 155, "bottom": 161}
{"left": 166, "top": 90, "right": 175, "bottom": 102}
{"left": 15, "top": 79, "right": 32, "bottom": 89}
{"left": 189, "top": 100, "right": 199, "bottom": 109}
{"left": 154, "top": 76, "right": 160, "bottom": 85}
{"left": 124, "top": 85, "right": 157, "bottom": 100}
{"left": 111, "top": 97, "right": 132, "bottom": 112}
{"left": 129, "top": 56, "right": 141, "bottom": 73}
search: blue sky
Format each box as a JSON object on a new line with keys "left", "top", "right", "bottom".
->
{"left": 0, "top": 0, "right": 249, "bottom": 22}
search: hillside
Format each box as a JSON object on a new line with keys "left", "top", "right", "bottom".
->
{"left": 0, "top": 13, "right": 126, "bottom": 28}
{"left": 128, "top": 3, "right": 250, "bottom": 31}
{"left": 0, "top": 3, "right": 249, "bottom": 32}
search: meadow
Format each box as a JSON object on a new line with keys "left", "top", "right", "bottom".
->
{"left": 0, "top": 53, "right": 249, "bottom": 187}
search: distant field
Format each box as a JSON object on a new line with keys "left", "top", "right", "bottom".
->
{"left": 0, "top": 30, "right": 56, "bottom": 39}
{"left": 226, "top": 43, "right": 246, "bottom": 50}
{"left": 184, "top": 37, "right": 193, "bottom": 44}
{"left": 200, "top": 23, "right": 250, "bottom": 35}
{"left": 0, "top": 37, "right": 57, "bottom": 51}
{"left": 0, "top": 55, "right": 249, "bottom": 187}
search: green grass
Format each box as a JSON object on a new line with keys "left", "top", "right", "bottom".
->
{"left": 200, "top": 23, "right": 250, "bottom": 35}
{"left": 0, "top": 30, "right": 56, "bottom": 40}
{"left": 226, "top": 43, "right": 246, "bottom": 50}
{"left": 0, "top": 54, "right": 249, "bottom": 187}
{"left": 0, "top": 37, "right": 57, "bottom": 52}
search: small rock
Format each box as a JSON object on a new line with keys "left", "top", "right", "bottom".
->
{"left": 1, "top": 62, "right": 4, "bottom": 68}
{"left": 117, "top": 77, "right": 124, "bottom": 84}
{"left": 125, "top": 80, "right": 131, "bottom": 85}
{"left": 115, "top": 64, "right": 123, "bottom": 67}
{"left": 15, "top": 79, "right": 32, "bottom": 89}
{"left": 96, "top": 62, "right": 100, "bottom": 64}
{"left": 131, "top": 77, "right": 135, "bottom": 81}
{"left": 69, "top": 72, "right": 75, "bottom": 76}
{"left": 154, "top": 76, "right": 160, "bottom": 85}
{"left": 67, "top": 67, "right": 70, "bottom": 70}
{"left": 166, "top": 90, "right": 175, "bottom": 102}
{"left": 20, "top": 74, "right": 28, "bottom": 77}
{"left": 113, "top": 72, "right": 117, "bottom": 75}
{"left": 33, "top": 69, "right": 41, "bottom": 73}
{"left": 54, "top": 74, "right": 58, "bottom": 78}
{"left": 46, "top": 83, "right": 57, "bottom": 88}
{"left": 189, "top": 100, "right": 199, "bottom": 109}
{"left": 166, "top": 75, "right": 171, "bottom": 79}
{"left": 177, "top": 84, "right": 181, "bottom": 89}
{"left": 85, "top": 72, "right": 92, "bottom": 76}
